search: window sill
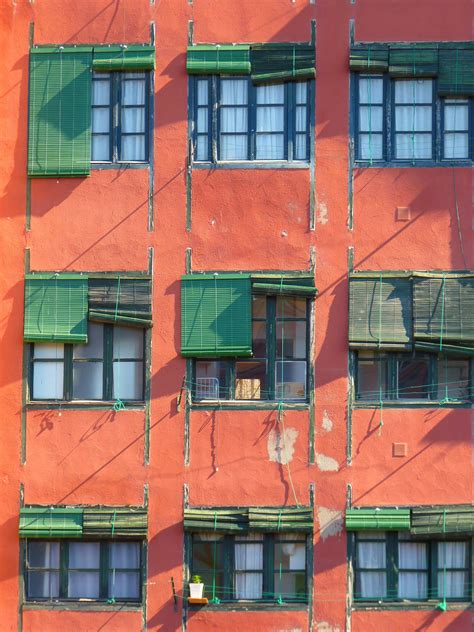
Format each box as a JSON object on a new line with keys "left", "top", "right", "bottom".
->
{"left": 23, "top": 601, "right": 142, "bottom": 612}
{"left": 353, "top": 601, "right": 472, "bottom": 611}
{"left": 193, "top": 161, "right": 309, "bottom": 170}
{"left": 91, "top": 162, "right": 149, "bottom": 170}
{"left": 26, "top": 401, "right": 146, "bottom": 411}
{"left": 354, "top": 159, "right": 472, "bottom": 169}
{"left": 353, "top": 400, "right": 472, "bottom": 409}
{"left": 188, "top": 601, "right": 309, "bottom": 612}
{"left": 191, "top": 400, "right": 309, "bottom": 411}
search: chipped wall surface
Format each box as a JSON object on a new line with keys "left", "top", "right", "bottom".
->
{"left": 316, "top": 453, "right": 339, "bottom": 472}
{"left": 317, "top": 507, "right": 343, "bottom": 541}
{"left": 267, "top": 426, "right": 299, "bottom": 465}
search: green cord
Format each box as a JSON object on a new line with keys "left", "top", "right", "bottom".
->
{"left": 209, "top": 512, "right": 221, "bottom": 604}
{"left": 367, "top": 48, "right": 373, "bottom": 166}
{"left": 378, "top": 274, "right": 383, "bottom": 435}
{"left": 113, "top": 276, "right": 124, "bottom": 411}
{"left": 437, "top": 509, "right": 447, "bottom": 611}
{"left": 277, "top": 559, "right": 283, "bottom": 605}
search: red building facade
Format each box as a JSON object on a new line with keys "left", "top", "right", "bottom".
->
{"left": 0, "top": 1, "right": 472, "bottom": 631}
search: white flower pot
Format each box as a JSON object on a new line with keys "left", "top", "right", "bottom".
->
{"left": 189, "top": 583, "right": 204, "bottom": 599}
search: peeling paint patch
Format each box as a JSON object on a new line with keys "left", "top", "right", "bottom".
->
{"left": 322, "top": 409, "right": 333, "bottom": 432}
{"left": 316, "top": 453, "right": 339, "bottom": 471}
{"left": 316, "top": 623, "right": 341, "bottom": 632}
{"left": 317, "top": 507, "right": 343, "bottom": 540}
{"left": 317, "top": 201, "right": 328, "bottom": 224}
{"left": 268, "top": 427, "right": 299, "bottom": 465}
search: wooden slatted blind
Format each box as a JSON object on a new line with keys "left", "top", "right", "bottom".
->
{"left": 88, "top": 278, "right": 152, "bottom": 328}
{"left": 20, "top": 507, "right": 83, "bottom": 538}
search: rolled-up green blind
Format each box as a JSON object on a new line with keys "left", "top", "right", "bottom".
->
{"left": 248, "top": 507, "right": 313, "bottom": 533}
{"left": 186, "top": 45, "right": 250, "bottom": 75}
{"left": 83, "top": 508, "right": 148, "bottom": 537}
{"left": 93, "top": 45, "right": 155, "bottom": 71}
{"left": 251, "top": 43, "right": 315, "bottom": 83}
{"left": 24, "top": 273, "right": 88, "bottom": 343}
{"left": 410, "top": 505, "right": 474, "bottom": 536}
{"left": 88, "top": 278, "right": 152, "bottom": 327}
{"left": 438, "top": 46, "right": 474, "bottom": 96}
{"left": 184, "top": 509, "right": 248, "bottom": 533}
{"left": 388, "top": 46, "right": 438, "bottom": 77}
{"left": 28, "top": 47, "right": 92, "bottom": 177}
{"left": 184, "top": 507, "right": 313, "bottom": 533}
{"left": 349, "top": 276, "right": 412, "bottom": 350}
{"left": 181, "top": 274, "right": 252, "bottom": 357}
{"left": 346, "top": 508, "right": 410, "bottom": 531}
{"left": 349, "top": 45, "right": 389, "bottom": 73}
{"left": 252, "top": 275, "right": 317, "bottom": 297}
{"left": 20, "top": 507, "right": 83, "bottom": 538}
{"left": 413, "top": 275, "right": 474, "bottom": 346}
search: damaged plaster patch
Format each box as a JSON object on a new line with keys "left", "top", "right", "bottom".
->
{"left": 322, "top": 409, "right": 333, "bottom": 432}
{"left": 317, "top": 507, "right": 343, "bottom": 540}
{"left": 317, "top": 202, "right": 328, "bottom": 224}
{"left": 316, "top": 623, "right": 341, "bottom": 632}
{"left": 268, "top": 427, "right": 299, "bottom": 465}
{"left": 316, "top": 453, "right": 339, "bottom": 472}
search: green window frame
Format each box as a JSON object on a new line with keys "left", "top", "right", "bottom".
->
{"left": 193, "top": 294, "right": 309, "bottom": 402}
{"left": 352, "top": 532, "right": 471, "bottom": 603}
{"left": 24, "top": 539, "right": 143, "bottom": 603}
{"left": 191, "top": 532, "right": 308, "bottom": 603}
{"left": 29, "top": 322, "right": 145, "bottom": 403}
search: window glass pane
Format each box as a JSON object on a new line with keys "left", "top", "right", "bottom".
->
{"left": 356, "top": 571, "right": 387, "bottom": 599}
{"left": 197, "top": 109, "right": 208, "bottom": 133}
{"left": 275, "top": 360, "right": 306, "bottom": 400}
{"left": 252, "top": 296, "right": 266, "bottom": 318}
{"left": 395, "top": 106, "right": 432, "bottom": 131}
{"left": 444, "top": 133, "right": 469, "bottom": 159}
{"left": 357, "top": 531, "right": 386, "bottom": 540}
{"left": 121, "top": 135, "right": 145, "bottom": 161}
{"left": 113, "top": 327, "right": 143, "bottom": 359}
{"left": 92, "top": 136, "right": 110, "bottom": 161}
{"left": 92, "top": 108, "right": 110, "bottom": 133}
{"left": 195, "top": 361, "right": 227, "bottom": 399}
{"left": 398, "top": 542, "right": 428, "bottom": 598}
{"left": 113, "top": 361, "right": 143, "bottom": 400}
{"left": 109, "top": 571, "right": 140, "bottom": 599}
{"left": 395, "top": 80, "right": 432, "bottom": 103}
{"left": 256, "top": 84, "right": 284, "bottom": 104}
{"left": 197, "top": 80, "right": 208, "bottom": 105}
{"left": 252, "top": 321, "right": 267, "bottom": 357}
{"left": 33, "top": 362, "right": 64, "bottom": 399}
{"left": 220, "top": 79, "right": 248, "bottom": 105}
{"left": 110, "top": 542, "right": 140, "bottom": 569}
{"left": 295, "top": 134, "right": 307, "bottom": 160}
{"left": 274, "top": 571, "right": 306, "bottom": 600}
{"left": 359, "top": 77, "right": 383, "bottom": 103}
{"left": 256, "top": 134, "right": 284, "bottom": 160}
{"left": 235, "top": 539, "right": 263, "bottom": 570}
{"left": 69, "top": 543, "right": 100, "bottom": 568}
{"left": 357, "top": 541, "right": 386, "bottom": 568}
{"left": 196, "top": 136, "right": 208, "bottom": 161}
{"left": 92, "top": 79, "right": 110, "bottom": 105}
{"left": 357, "top": 357, "right": 388, "bottom": 400}
{"left": 122, "top": 108, "right": 145, "bottom": 133}
{"left": 235, "top": 573, "right": 262, "bottom": 599}
{"left": 235, "top": 361, "right": 266, "bottom": 400}
{"left": 34, "top": 344, "right": 64, "bottom": 359}
{"left": 437, "top": 357, "right": 469, "bottom": 399}
{"left": 438, "top": 571, "right": 468, "bottom": 598}
{"left": 220, "top": 135, "right": 247, "bottom": 160}
{"left": 359, "top": 106, "right": 383, "bottom": 132}
{"left": 444, "top": 103, "right": 468, "bottom": 130}
{"left": 121, "top": 78, "right": 146, "bottom": 105}
{"left": 28, "top": 542, "right": 60, "bottom": 568}
{"left": 277, "top": 297, "right": 307, "bottom": 318}
{"left": 68, "top": 572, "right": 100, "bottom": 598}
{"left": 295, "top": 105, "right": 307, "bottom": 132}
{"left": 28, "top": 571, "right": 60, "bottom": 598}
{"left": 397, "top": 357, "right": 429, "bottom": 398}
{"left": 74, "top": 323, "right": 104, "bottom": 359}
{"left": 295, "top": 82, "right": 307, "bottom": 104}
{"left": 256, "top": 107, "right": 284, "bottom": 132}
{"left": 274, "top": 541, "right": 306, "bottom": 570}
{"left": 396, "top": 133, "right": 432, "bottom": 159}
{"left": 72, "top": 362, "right": 103, "bottom": 400}
{"left": 438, "top": 542, "right": 467, "bottom": 568}
{"left": 221, "top": 108, "right": 248, "bottom": 133}
{"left": 276, "top": 321, "right": 307, "bottom": 358}
{"left": 359, "top": 134, "right": 383, "bottom": 160}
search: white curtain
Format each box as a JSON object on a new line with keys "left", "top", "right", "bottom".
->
{"left": 444, "top": 100, "right": 469, "bottom": 158}
{"left": 220, "top": 79, "right": 248, "bottom": 160}
{"left": 28, "top": 542, "right": 60, "bottom": 598}
{"left": 395, "top": 80, "right": 432, "bottom": 159}
{"left": 121, "top": 75, "right": 146, "bottom": 161}
{"left": 256, "top": 84, "right": 284, "bottom": 159}
{"left": 438, "top": 542, "right": 467, "bottom": 598}
{"left": 357, "top": 540, "right": 387, "bottom": 598}
{"left": 68, "top": 542, "right": 100, "bottom": 598}
{"left": 33, "top": 343, "right": 64, "bottom": 399}
{"left": 109, "top": 542, "right": 140, "bottom": 599}
{"left": 235, "top": 534, "right": 263, "bottom": 599}
{"left": 91, "top": 74, "right": 111, "bottom": 160}
{"left": 398, "top": 542, "right": 427, "bottom": 599}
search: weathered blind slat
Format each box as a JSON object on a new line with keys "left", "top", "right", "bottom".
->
{"left": 187, "top": 45, "right": 250, "bottom": 75}
{"left": 346, "top": 508, "right": 411, "bottom": 531}
{"left": 20, "top": 508, "right": 83, "bottom": 538}
{"left": 93, "top": 45, "right": 155, "bottom": 71}
{"left": 88, "top": 278, "right": 152, "bottom": 328}
{"left": 250, "top": 43, "right": 315, "bottom": 83}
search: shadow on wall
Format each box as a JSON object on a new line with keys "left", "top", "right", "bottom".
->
{"left": 415, "top": 610, "right": 471, "bottom": 631}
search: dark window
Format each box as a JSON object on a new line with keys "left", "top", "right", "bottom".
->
{"left": 192, "top": 77, "right": 311, "bottom": 163}
{"left": 25, "top": 540, "right": 142, "bottom": 602}
{"left": 30, "top": 323, "right": 145, "bottom": 402}
{"left": 92, "top": 72, "right": 149, "bottom": 163}
{"left": 353, "top": 532, "right": 470, "bottom": 602}
{"left": 193, "top": 295, "right": 309, "bottom": 402}
{"left": 191, "top": 532, "right": 307, "bottom": 602}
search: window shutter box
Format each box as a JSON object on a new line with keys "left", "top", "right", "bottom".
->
{"left": 252, "top": 275, "right": 317, "bottom": 297}
{"left": 24, "top": 273, "right": 88, "bottom": 343}
{"left": 28, "top": 47, "right": 92, "bottom": 177}
{"left": 186, "top": 45, "right": 251, "bottom": 75}
{"left": 250, "top": 43, "right": 315, "bottom": 83}
{"left": 184, "top": 509, "right": 249, "bottom": 533}
{"left": 348, "top": 275, "right": 412, "bottom": 350}
{"left": 349, "top": 45, "right": 389, "bottom": 73}
{"left": 248, "top": 507, "right": 313, "bottom": 533}
{"left": 388, "top": 46, "right": 438, "bottom": 77}
{"left": 93, "top": 45, "right": 155, "bottom": 71}
{"left": 82, "top": 508, "right": 148, "bottom": 537}
{"left": 181, "top": 274, "right": 252, "bottom": 357}
{"left": 410, "top": 505, "right": 474, "bottom": 536}
{"left": 88, "top": 278, "right": 152, "bottom": 327}
{"left": 345, "top": 508, "right": 411, "bottom": 531}
{"left": 20, "top": 507, "right": 83, "bottom": 538}
{"left": 438, "top": 45, "right": 474, "bottom": 96}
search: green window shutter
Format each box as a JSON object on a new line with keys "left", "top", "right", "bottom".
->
{"left": 184, "top": 509, "right": 249, "bottom": 533}
{"left": 349, "top": 45, "right": 389, "bottom": 73}
{"left": 248, "top": 507, "right": 313, "bottom": 533}
{"left": 349, "top": 276, "right": 412, "bottom": 350}
{"left": 24, "top": 273, "right": 88, "bottom": 343}
{"left": 88, "top": 278, "right": 152, "bottom": 328}
{"left": 346, "top": 508, "right": 410, "bottom": 531}
{"left": 438, "top": 45, "right": 474, "bottom": 96}
{"left": 410, "top": 506, "right": 474, "bottom": 536}
{"left": 250, "top": 43, "right": 315, "bottom": 83}
{"left": 20, "top": 507, "right": 83, "bottom": 538}
{"left": 252, "top": 275, "right": 317, "bottom": 297}
{"left": 413, "top": 275, "right": 474, "bottom": 347}
{"left": 28, "top": 47, "right": 92, "bottom": 177}
{"left": 93, "top": 45, "right": 155, "bottom": 71}
{"left": 186, "top": 45, "right": 251, "bottom": 75}
{"left": 181, "top": 274, "right": 252, "bottom": 357}
{"left": 388, "top": 46, "right": 438, "bottom": 77}
{"left": 83, "top": 508, "right": 148, "bottom": 537}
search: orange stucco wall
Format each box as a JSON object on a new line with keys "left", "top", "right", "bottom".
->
{"left": 0, "top": 1, "right": 472, "bottom": 631}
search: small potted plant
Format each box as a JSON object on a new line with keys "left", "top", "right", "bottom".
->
{"left": 189, "top": 575, "right": 204, "bottom": 599}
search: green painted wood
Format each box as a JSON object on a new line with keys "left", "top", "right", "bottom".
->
{"left": 186, "top": 45, "right": 250, "bottom": 75}
{"left": 413, "top": 276, "right": 474, "bottom": 345}
{"left": 28, "top": 47, "right": 92, "bottom": 177}
{"left": 248, "top": 507, "right": 313, "bottom": 532}
{"left": 348, "top": 276, "right": 412, "bottom": 350}
{"left": 20, "top": 507, "right": 83, "bottom": 538}
{"left": 184, "top": 507, "right": 313, "bottom": 533}
{"left": 184, "top": 509, "right": 248, "bottom": 533}
{"left": 250, "top": 43, "right": 315, "bottom": 83}
{"left": 388, "top": 46, "right": 438, "bottom": 77}
{"left": 88, "top": 278, "right": 152, "bottom": 328}
{"left": 346, "top": 508, "right": 410, "bottom": 531}
{"left": 24, "top": 273, "right": 88, "bottom": 343}
{"left": 349, "top": 45, "right": 389, "bottom": 73}
{"left": 438, "top": 45, "right": 474, "bottom": 96}
{"left": 181, "top": 274, "right": 252, "bottom": 357}
{"left": 414, "top": 341, "right": 474, "bottom": 357}
{"left": 83, "top": 508, "right": 148, "bottom": 537}
{"left": 92, "top": 45, "right": 155, "bottom": 71}
{"left": 410, "top": 505, "right": 474, "bottom": 536}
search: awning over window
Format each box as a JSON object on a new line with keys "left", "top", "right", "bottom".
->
{"left": 181, "top": 274, "right": 252, "bottom": 357}
{"left": 93, "top": 45, "right": 155, "bottom": 71}
{"left": 24, "top": 273, "right": 88, "bottom": 343}
{"left": 186, "top": 45, "right": 251, "bottom": 75}
{"left": 388, "top": 46, "right": 438, "bottom": 77}
{"left": 250, "top": 43, "right": 315, "bottom": 83}
{"left": 28, "top": 47, "right": 92, "bottom": 177}
{"left": 184, "top": 507, "right": 313, "bottom": 533}
{"left": 83, "top": 508, "right": 148, "bottom": 537}
{"left": 410, "top": 505, "right": 474, "bottom": 536}
{"left": 88, "top": 278, "right": 152, "bottom": 328}
{"left": 345, "top": 508, "right": 411, "bottom": 531}
{"left": 20, "top": 508, "right": 83, "bottom": 538}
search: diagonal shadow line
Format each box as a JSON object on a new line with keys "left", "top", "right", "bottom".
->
{"left": 63, "top": 0, "right": 118, "bottom": 44}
